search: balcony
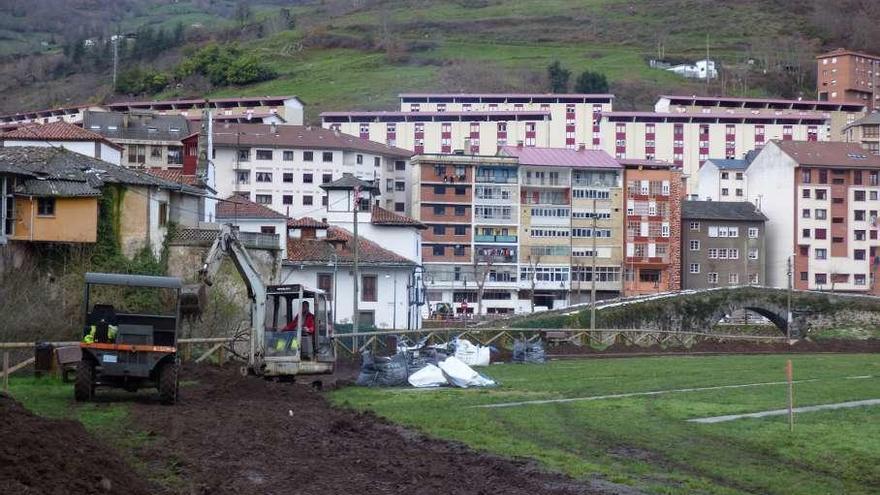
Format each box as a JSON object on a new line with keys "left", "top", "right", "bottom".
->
{"left": 522, "top": 178, "right": 568, "bottom": 187}
{"left": 475, "top": 175, "right": 518, "bottom": 184}
{"left": 474, "top": 234, "right": 518, "bottom": 243}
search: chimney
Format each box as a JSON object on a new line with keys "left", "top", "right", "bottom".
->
{"left": 577, "top": 143, "right": 586, "bottom": 151}
{"left": 516, "top": 140, "right": 524, "bottom": 148}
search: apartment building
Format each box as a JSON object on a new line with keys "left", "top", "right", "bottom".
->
{"left": 205, "top": 123, "right": 412, "bottom": 219}
{"left": 654, "top": 94, "right": 865, "bottom": 140}
{"left": 412, "top": 147, "right": 623, "bottom": 315}
{"left": 321, "top": 110, "right": 553, "bottom": 156}
{"left": 83, "top": 111, "right": 192, "bottom": 169}
{"left": 745, "top": 140, "right": 880, "bottom": 293}
{"left": 681, "top": 201, "right": 767, "bottom": 289}
{"left": 622, "top": 159, "right": 683, "bottom": 296}
{"left": 695, "top": 158, "right": 751, "bottom": 201}
{"left": 816, "top": 48, "right": 880, "bottom": 110}
{"left": 843, "top": 112, "right": 880, "bottom": 155}
{"left": 598, "top": 111, "right": 828, "bottom": 193}
{"left": 0, "top": 96, "right": 305, "bottom": 127}
{"left": 499, "top": 145, "right": 624, "bottom": 306}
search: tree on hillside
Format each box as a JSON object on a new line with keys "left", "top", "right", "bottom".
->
{"left": 574, "top": 70, "right": 609, "bottom": 93}
{"left": 547, "top": 61, "right": 570, "bottom": 93}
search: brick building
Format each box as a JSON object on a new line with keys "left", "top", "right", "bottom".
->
{"left": 681, "top": 201, "right": 767, "bottom": 289}
{"left": 817, "top": 48, "right": 880, "bottom": 110}
{"left": 621, "top": 159, "right": 683, "bottom": 296}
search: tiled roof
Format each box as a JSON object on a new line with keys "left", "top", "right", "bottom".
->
{"left": 146, "top": 168, "right": 201, "bottom": 186}
{"left": 215, "top": 194, "right": 287, "bottom": 220}
{"left": 772, "top": 140, "right": 880, "bottom": 168}
{"left": 288, "top": 217, "right": 328, "bottom": 228}
{"left": 286, "top": 226, "right": 415, "bottom": 266}
{"left": 682, "top": 201, "right": 767, "bottom": 222}
{"left": 845, "top": 112, "right": 880, "bottom": 129}
{"left": 106, "top": 95, "right": 301, "bottom": 107}
{"left": 1, "top": 121, "right": 122, "bottom": 149}
{"left": 498, "top": 145, "right": 620, "bottom": 168}
{"left": 618, "top": 158, "right": 677, "bottom": 169}
{"left": 211, "top": 123, "right": 412, "bottom": 158}
{"left": 371, "top": 205, "right": 426, "bottom": 229}
{"left": 83, "top": 111, "right": 192, "bottom": 142}
{"left": 18, "top": 179, "right": 102, "bottom": 197}
{"left": 0, "top": 146, "right": 203, "bottom": 197}
{"left": 704, "top": 158, "right": 748, "bottom": 170}
{"left": 320, "top": 175, "right": 380, "bottom": 191}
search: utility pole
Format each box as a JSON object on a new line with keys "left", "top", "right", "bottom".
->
{"left": 590, "top": 197, "right": 598, "bottom": 332}
{"left": 352, "top": 186, "right": 361, "bottom": 351}
{"left": 786, "top": 255, "right": 793, "bottom": 340}
{"left": 112, "top": 35, "right": 119, "bottom": 89}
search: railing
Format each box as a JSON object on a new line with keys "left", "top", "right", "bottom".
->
{"left": 522, "top": 179, "right": 566, "bottom": 186}
{"left": 474, "top": 234, "right": 517, "bottom": 243}
{"left": 475, "top": 176, "right": 518, "bottom": 184}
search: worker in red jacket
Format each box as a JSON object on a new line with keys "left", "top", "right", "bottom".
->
{"left": 283, "top": 301, "right": 315, "bottom": 334}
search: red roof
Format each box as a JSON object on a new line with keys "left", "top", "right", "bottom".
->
{"left": 1, "top": 121, "right": 122, "bottom": 149}
{"left": 399, "top": 93, "right": 615, "bottom": 100}
{"left": 216, "top": 194, "right": 287, "bottom": 220}
{"left": 602, "top": 111, "right": 829, "bottom": 123}
{"left": 498, "top": 145, "right": 620, "bottom": 168}
{"left": 288, "top": 217, "right": 329, "bottom": 229}
{"left": 321, "top": 110, "right": 550, "bottom": 118}
{"left": 211, "top": 123, "right": 412, "bottom": 158}
{"left": 286, "top": 226, "right": 415, "bottom": 265}
{"left": 658, "top": 94, "right": 864, "bottom": 110}
{"left": 371, "top": 205, "right": 426, "bottom": 229}
{"left": 772, "top": 140, "right": 880, "bottom": 169}
{"left": 146, "top": 168, "right": 200, "bottom": 186}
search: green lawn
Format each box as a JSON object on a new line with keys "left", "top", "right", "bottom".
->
{"left": 332, "top": 354, "right": 880, "bottom": 495}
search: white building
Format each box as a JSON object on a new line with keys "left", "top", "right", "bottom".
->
{"left": 667, "top": 59, "right": 717, "bottom": 80}
{"left": 696, "top": 158, "right": 751, "bottom": 201}
{"left": 210, "top": 123, "right": 414, "bottom": 218}
{"left": 1, "top": 121, "right": 122, "bottom": 165}
{"left": 215, "top": 193, "right": 290, "bottom": 257}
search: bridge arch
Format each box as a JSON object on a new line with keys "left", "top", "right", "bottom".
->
{"left": 704, "top": 302, "right": 789, "bottom": 336}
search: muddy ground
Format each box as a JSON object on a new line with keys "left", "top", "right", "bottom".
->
{"left": 128, "top": 364, "right": 613, "bottom": 495}
{"left": 0, "top": 394, "right": 155, "bottom": 495}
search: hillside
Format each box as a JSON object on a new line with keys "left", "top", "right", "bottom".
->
{"left": 2, "top": 0, "right": 879, "bottom": 121}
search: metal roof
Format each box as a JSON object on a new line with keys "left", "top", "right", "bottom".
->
{"left": 681, "top": 201, "right": 768, "bottom": 221}
{"left": 704, "top": 158, "right": 748, "bottom": 170}
{"left": 498, "top": 146, "right": 621, "bottom": 169}
{"left": 85, "top": 272, "right": 183, "bottom": 289}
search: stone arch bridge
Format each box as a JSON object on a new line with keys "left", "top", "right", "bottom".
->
{"left": 508, "top": 287, "right": 880, "bottom": 339}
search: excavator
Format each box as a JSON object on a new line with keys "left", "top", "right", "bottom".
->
{"left": 181, "top": 224, "right": 335, "bottom": 377}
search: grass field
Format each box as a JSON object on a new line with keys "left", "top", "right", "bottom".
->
{"left": 332, "top": 354, "right": 880, "bottom": 495}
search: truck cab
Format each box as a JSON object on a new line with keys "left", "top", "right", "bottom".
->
{"left": 261, "top": 284, "right": 335, "bottom": 376}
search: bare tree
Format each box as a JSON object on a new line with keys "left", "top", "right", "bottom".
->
{"left": 526, "top": 254, "right": 541, "bottom": 313}
{"left": 472, "top": 251, "right": 494, "bottom": 318}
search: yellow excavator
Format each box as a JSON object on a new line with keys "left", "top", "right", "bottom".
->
{"left": 180, "top": 224, "right": 335, "bottom": 377}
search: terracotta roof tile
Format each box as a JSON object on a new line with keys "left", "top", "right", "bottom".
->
{"left": 216, "top": 194, "right": 287, "bottom": 220}
{"left": 1, "top": 121, "right": 121, "bottom": 149}
{"left": 146, "top": 168, "right": 200, "bottom": 186}
{"left": 288, "top": 217, "right": 329, "bottom": 228}
{"left": 211, "top": 123, "right": 412, "bottom": 158}
{"left": 371, "top": 205, "right": 426, "bottom": 229}
{"left": 286, "top": 226, "right": 415, "bottom": 266}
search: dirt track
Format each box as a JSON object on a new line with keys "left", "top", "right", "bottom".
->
{"left": 130, "top": 364, "right": 609, "bottom": 495}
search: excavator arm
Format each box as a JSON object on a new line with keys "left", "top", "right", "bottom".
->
{"left": 181, "top": 224, "right": 268, "bottom": 371}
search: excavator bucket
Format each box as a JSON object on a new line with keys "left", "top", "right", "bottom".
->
{"left": 180, "top": 284, "right": 206, "bottom": 318}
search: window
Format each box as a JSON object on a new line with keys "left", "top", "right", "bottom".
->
{"left": 237, "top": 149, "right": 251, "bottom": 162}
{"left": 855, "top": 210, "right": 866, "bottom": 221}
{"left": 150, "top": 146, "right": 162, "bottom": 158}
{"left": 748, "top": 248, "right": 759, "bottom": 260}
{"left": 361, "top": 275, "right": 377, "bottom": 302}
{"left": 283, "top": 195, "right": 293, "bottom": 205}
{"left": 303, "top": 151, "right": 314, "bottom": 162}
{"left": 303, "top": 173, "right": 313, "bottom": 184}
{"left": 396, "top": 181, "right": 406, "bottom": 192}
{"left": 454, "top": 245, "right": 466, "bottom": 256}
{"left": 386, "top": 179, "right": 394, "bottom": 192}
{"left": 721, "top": 172, "right": 729, "bottom": 180}
{"left": 317, "top": 273, "right": 333, "bottom": 301}
{"left": 802, "top": 209, "right": 811, "bottom": 219}
{"left": 374, "top": 157, "right": 381, "bottom": 168}
{"left": 815, "top": 189, "right": 827, "bottom": 200}
{"left": 454, "top": 225, "right": 466, "bottom": 236}
{"left": 283, "top": 151, "right": 294, "bottom": 161}
{"left": 800, "top": 272, "right": 809, "bottom": 281}
{"left": 395, "top": 202, "right": 405, "bottom": 212}
{"left": 454, "top": 206, "right": 466, "bottom": 216}
{"left": 689, "top": 263, "right": 700, "bottom": 274}
{"left": 815, "top": 209, "right": 827, "bottom": 220}
{"left": 433, "top": 225, "right": 446, "bottom": 235}
{"left": 256, "top": 172, "right": 273, "bottom": 183}
{"left": 690, "top": 221, "right": 700, "bottom": 231}
{"left": 689, "top": 240, "right": 700, "bottom": 251}
{"left": 260, "top": 226, "right": 276, "bottom": 235}
{"left": 36, "top": 198, "right": 55, "bottom": 216}
{"left": 433, "top": 206, "right": 446, "bottom": 215}
{"left": 855, "top": 190, "right": 866, "bottom": 201}
{"left": 432, "top": 245, "right": 445, "bottom": 256}
{"left": 255, "top": 194, "right": 272, "bottom": 205}
{"left": 721, "top": 188, "right": 729, "bottom": 196}
{"left": 815, "top": 248, "right": 827, "bottom": 260}
{"left": 128, "top": 144, "right": 145, "bottom": 164}
{"left": 166, "top": 146, "right": 183, "bottom": 165}
{"left": 395, "top": 160, "right": 406, "bottom": 171}
{"left": 356, "top": 154, "right": 363, "bottom": 164}
{"left": 322, "top": 173, "right": 333, "bottom": 184}
{"left": 736, "top": 172, "right": 743, "bottom": 180}
{"left": 454, "top": 186, "right": 466, "bottom": 195}
{"left": 283, "top": 173, "right": 294, "bottom": 183}
{"left": 802, "top": 228, "right": 811, "bottom": 238}
{"left": 855, "top": 274, "right": 867, "bottom": 286}
{"left": 707, "top": 272, "right": 719, "bottom": 284}
{"left": 735, "top": 189, "right": 743, "bottom": 197}
{"left": 815, "top": 228, "right": 827, "bottom": 240}
{"left": 236, "top": 171, "right": 250, "bottom": 184}
{"left": 256, "top": 149, "right": 273, "bottom": 160}
{"left": 855, "top": 230, "right": 866, "bottom": 241}
{"left": 433, "top": 185, "right": 446, "bottom": 194}
{"left": 322, "top": 152, "right": 334, "bottom": 162}
{"left": 748, "top": 227, "right": 759, "bottom": 239}
{"left": 303, "top": 195, "right": 313, "bottom": 206}
{"left": 802, "top": 189, "right": 810, "bottom": 199}
{"left": 855, "top": 249, "right": 866, "bottom": 260}
{"left": 728, "top": 273, "right": 739, "bottom": 285}
{"left": 815, "top": 273, "right": 827, "bottom": 285}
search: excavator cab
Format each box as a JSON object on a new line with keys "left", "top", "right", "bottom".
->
{"left": 262, "top": 284, "right": 335, "bottom": 376}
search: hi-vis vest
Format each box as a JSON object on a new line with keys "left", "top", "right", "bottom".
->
{"left": 83, "top": 325, "right": 118, "bottom": 344}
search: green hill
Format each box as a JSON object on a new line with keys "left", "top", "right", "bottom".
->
{"left": 1, "top": 0, "right": 878, "bottom": 120}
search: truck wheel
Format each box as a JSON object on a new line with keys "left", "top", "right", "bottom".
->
{"left": 158, "top": 362, "right": 179, "bottom": 405}
{"left": 74, "top": 361, "right": 95, "bottom": 402}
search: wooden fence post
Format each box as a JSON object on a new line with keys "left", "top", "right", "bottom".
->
{"left": 3, "top": 351, "right": 9, "bottom": 394}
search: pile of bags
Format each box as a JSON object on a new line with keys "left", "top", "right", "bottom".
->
{"left": 356, "top": 338, "right": 495, "bottom": 388}
{"left": 512, "top": 339, "right": 546, "bottom": 364}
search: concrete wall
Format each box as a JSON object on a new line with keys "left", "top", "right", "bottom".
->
{"left": 3, "top": 140, "right": 121, "bottom": 166}
{"left": 12, "top": 196, "right": 98, "bottom": 243}
{"left": 746, "top": 143, "right": 795, "bottom": 288}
